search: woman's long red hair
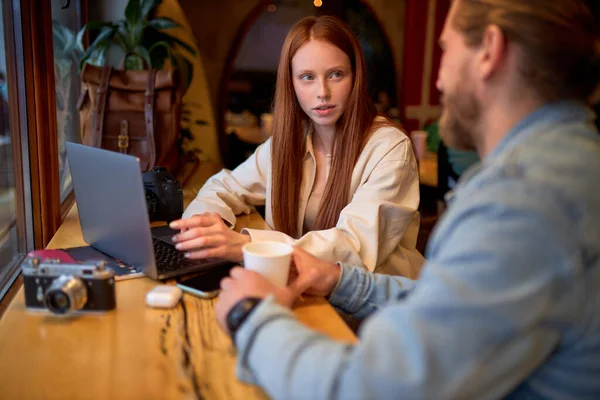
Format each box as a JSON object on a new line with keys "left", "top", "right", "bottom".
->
{"left": 271, "top": 16, "right": 385, "bottom": 236}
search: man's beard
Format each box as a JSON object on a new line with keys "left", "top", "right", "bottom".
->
{"left": 439, "top": 82, "right": 481, "bottom": 152}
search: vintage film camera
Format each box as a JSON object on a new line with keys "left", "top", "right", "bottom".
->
{"left": 22, "top": 257, "right": 116, "bottom": 315}
{"left": 143, "top": 166, "right": 183, "bottom": 223}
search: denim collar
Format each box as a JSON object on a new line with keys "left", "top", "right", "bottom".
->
{"left": 446, "top": 100, "right": 594, "bottom": 206}
{"left": 488, "top": 100, "right": 595, "bottom": 159}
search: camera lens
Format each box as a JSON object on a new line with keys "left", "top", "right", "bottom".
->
{"left": 44, "top": 275, "right": 88, "bottom": 315}
{"left": 48, "top": 292, "right": 69, "bottom": 310}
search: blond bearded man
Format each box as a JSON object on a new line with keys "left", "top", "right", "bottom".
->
{"left": 215, "top": 1, "right": 600, "bottom": 398}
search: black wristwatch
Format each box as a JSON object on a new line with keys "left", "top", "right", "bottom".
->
{"left": 226, "top": 297, "right": 263, "bottom": 342}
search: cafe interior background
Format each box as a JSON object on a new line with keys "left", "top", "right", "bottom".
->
{"left": 1, "top": 0, "right": 596, "bottom": 313}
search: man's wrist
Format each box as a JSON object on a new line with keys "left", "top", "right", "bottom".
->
{"left": 325, "top": 263, "right": 343, "bottom": 299}
{"left": 226, "top": 297, "right": 263, "bottom": 343}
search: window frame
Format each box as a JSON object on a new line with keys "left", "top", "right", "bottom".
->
{"left": 0, "top": 0, "right": 35, "bottom": 299}
{"left": 23, "top": 0, "right": 62, "bottom": 248}
{"left": 0, "top": 0, "right": 88, "bottom": 302}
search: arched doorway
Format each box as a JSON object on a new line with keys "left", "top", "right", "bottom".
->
{"left": 218, "top": 0, "right": 400, "bottom": 169}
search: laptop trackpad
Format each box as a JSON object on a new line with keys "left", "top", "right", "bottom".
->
{"left": 151, "top": 225, "right": 179, "bottom": 245}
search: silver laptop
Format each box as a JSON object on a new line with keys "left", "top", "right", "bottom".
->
{"left": 66, "top": 142, "right": 234, "bottom": 280}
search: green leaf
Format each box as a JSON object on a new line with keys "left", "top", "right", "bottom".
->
{"left": 82, "top": 20, "right": 115, "bottom": 33}
{"left": 82, "top": 25, "right": 117, "bottom": 61}
{"left": 80, "top": 43, "right": 109, "bottom": 69}
{"left": 79, "top": 53, "right": 90, "bottom": 70}
{"left": 131, "top": 45, "right": 152, "bottom": 68}
{"left": 75, "top": 27, "right": 86, "bottom": 53}
{"left": 114, "top": 32, "right": 130, "bottom": 52}
{"left": 141, "top": 27, "right": 169, "bottom": 65}
{"left": 116, "top": 20, "right": 133, "bottom": 50}
{"left": 130, "top": 22, "right": 145, "bottom": 50}
{"left": 147, "top": 40, "right": 170, "bottom": 68}
{"left": 88, "top": 49, "right": 108, "bottom": 66}
{"left": 125, "top": 0, "right": 142, "bottom": 26}
{"left": 52, "top": 21, "right": 70, "bottom": 55}
{"left": 76, "top": 21, "right": 115, "bottom": 52}
{"left": 61, "top": 26, "right": 77, "bottom": 54}
{"left": 147, "top": 40, "right": 170, "bottom": 56}
{"left": 140, "top": 0, "right": 161, "bottom": 20}
{"left": 148, "top": 17, "right": 180, "bottom": 30}
{"left": 124, "top": 55, "right": 144, "bottom": 70}
{"left": 155, "top": 31, "right": 196, "bottom": 56}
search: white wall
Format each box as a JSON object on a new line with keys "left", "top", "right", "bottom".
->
{"left": 89, "top": 0, "right": 127, "bottom": 23}
{"left": 88, "top": 0, "right": 128, "bottom": 66}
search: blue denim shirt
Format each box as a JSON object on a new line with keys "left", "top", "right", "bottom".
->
{"left": 234, "top": 101, "right": 600, "bottom": 399}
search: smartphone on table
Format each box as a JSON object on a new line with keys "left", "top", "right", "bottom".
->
{"left": 176, "top": 264, "right": 235, "bottom": 299}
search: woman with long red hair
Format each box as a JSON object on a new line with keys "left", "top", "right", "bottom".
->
{"left": 170, "top": 15, "right": 423, "bottom": 277}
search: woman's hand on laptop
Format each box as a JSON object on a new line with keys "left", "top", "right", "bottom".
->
{"left": 169, "top": 213, "right": 251, "bottom": 262}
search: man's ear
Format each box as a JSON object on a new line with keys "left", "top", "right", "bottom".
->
{"left": 478, "top": 25, "right": 506, "bottom": 81}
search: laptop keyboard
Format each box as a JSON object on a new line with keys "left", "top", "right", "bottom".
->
{"left": 152, "top": 237, "right": 221, "bottom": 273}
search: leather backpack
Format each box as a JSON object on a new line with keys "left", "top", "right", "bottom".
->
{"left": 77, "top": 64, "right": 182, "bottom": 174}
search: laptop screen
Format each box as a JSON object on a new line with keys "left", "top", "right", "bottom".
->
{"left": 66, "top": 142, "right": 158, "bottom": 278}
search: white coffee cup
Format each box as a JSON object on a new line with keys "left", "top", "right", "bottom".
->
{"left": 242, "top": 241, "right": 293, "bottom": 287}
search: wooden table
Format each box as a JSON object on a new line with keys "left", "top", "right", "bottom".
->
{"left": 0, "top": 206, "right": 356, "bottom": 399}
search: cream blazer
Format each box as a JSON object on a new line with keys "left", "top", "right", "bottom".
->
{"left": 182, "top": 125, "right": 424, "bottom": 278}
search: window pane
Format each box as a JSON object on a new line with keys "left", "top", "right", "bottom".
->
{"left": 51, "top": 1, "right": 82, "bottom": 203}
{"left": 0, "top": 1, "right": 22, "bottom": 293}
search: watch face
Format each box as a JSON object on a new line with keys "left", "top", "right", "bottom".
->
{"left": 227, "top": 297, "right": 262, "bottom": 338}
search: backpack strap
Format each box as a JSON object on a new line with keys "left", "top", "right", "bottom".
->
{"left": 91, "top": 65, "right": 112, "bottom": 148}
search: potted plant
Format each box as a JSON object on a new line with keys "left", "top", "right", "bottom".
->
{"left": 76, "top": 0, "right": 207, "bottom": 180}
{"left": 77, "top": 0, "right": 196, "bottom": 94}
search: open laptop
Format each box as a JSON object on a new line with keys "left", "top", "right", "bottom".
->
{"left": 66, "top": 142, "right": 235, "bottom": 280}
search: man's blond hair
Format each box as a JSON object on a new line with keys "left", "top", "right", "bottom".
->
{"left": 452, "top": 0, "right": 600, "bottom": 102}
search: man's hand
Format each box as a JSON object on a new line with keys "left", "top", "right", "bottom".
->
{"left": 289, "top": 247, "right": 342, "bottom": 298}
{"left": 215, "top": 267, "right": 313, "bottom": 334}
{"left": 169, "top": 213, "right": 250, "bottom": 262}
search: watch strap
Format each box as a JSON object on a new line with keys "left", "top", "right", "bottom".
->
{"left": 226, "top": 297, "right": 263, "bottom": 342}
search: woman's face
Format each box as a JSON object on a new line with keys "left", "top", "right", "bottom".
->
{"left": 291, "top": 39, "right": 353, "bottom": 134}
